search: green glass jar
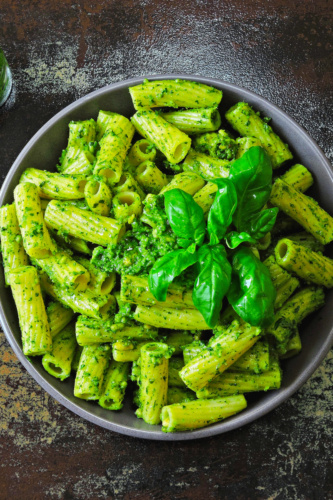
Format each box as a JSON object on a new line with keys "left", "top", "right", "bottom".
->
{"left": 0, "top": 48, "right": 12, "bottom": 107}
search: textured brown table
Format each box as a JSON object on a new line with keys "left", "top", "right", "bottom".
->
{"left": 1, "top": 1, "right": 333, "bottom": 499}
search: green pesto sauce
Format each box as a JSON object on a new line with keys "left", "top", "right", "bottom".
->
{"left": 92, "top": 216, "right": 178, "bottom": 276}
{"left": 194, "top": 131, "right": 237, "bottom": 161}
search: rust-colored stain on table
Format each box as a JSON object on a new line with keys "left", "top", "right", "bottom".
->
{"left": 1, "top": 0, "right": 333, "bottom": 499}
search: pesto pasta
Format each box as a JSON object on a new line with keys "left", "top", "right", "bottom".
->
{"left": 42, "top": 321, "right": 77, "bottom": 381}
{"left": 0, "top": 203, "right": 29, "bottom": 285}
{"left": 3, "top": 78, "right": 332, "bottom": 434}
{"left": 9, "top": 266, "right": 52, "bottom": 356}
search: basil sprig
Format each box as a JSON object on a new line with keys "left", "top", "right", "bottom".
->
{"left": 227, "top": 246, "right": 276, "bottom": 328}
{"left": 149, "top": 189, "right": 231, "bottom": 327}
{"left": 226, "top": 146, "right": 278, "bottom": 248}
{"left": 164, "top": 189, "right": 206, "bottom": 248}
{"left": 192, "top": 244, "right": 231, "bottom": 328}
{"left": 148, "top": 248, "right": 198, "bottom": 302}
{"left": 207, "top": 179, "right": 237, "bottom": 244}
{"left": 148, "top": 146, "right": 277, "bottom": 329}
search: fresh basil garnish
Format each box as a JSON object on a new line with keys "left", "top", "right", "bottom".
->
{"left": 164, "top": 189, "right": 206, "bottom": 248}
{"left": 192, "top": 244, "right": 232, "bottom": 328}
{"left": 148, "top": 248, "right": 198, "bottom": 302}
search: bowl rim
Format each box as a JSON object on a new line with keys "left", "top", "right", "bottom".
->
{"left": 1, "top": 73, "right": 333, "bottom": 441}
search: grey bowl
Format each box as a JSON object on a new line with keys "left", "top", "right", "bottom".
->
{"left": 1, "top": 74, "right": 333, "bottom": 441}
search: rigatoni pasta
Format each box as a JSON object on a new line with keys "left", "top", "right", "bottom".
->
{"left": 74, "top": 343, "right": 111, "bottom": 400}
{"left": 14, "top": 182, "right": 55, "bottom": 258}
{"left": 42, "top": 321, "right": 77, "bottom": 380}
{"left": 9, "top": 266, "right": 52, "bottom": 356}
{"left": 45, "top": 200, "right": 125, "bottom": 246}
{"left": 136, "top": 342, "right": 173, "bottom": 425}
{"left": 131, "top": 109, "right": 191, "bottom": 164}
{"left": 0, "top": 203, "right": 29, "bottom": 285}
{"left": 20, "top": 169, "right": 88, "bottom": 200}
{"left": 3, "top": 78, "right": 332, "bottom": 434}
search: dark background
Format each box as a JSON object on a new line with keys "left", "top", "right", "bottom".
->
{"left": 1, "top": 1, "right": 333, "bottom": 499}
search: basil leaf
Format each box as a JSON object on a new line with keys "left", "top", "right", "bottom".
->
{"left": 229, "top": 146, "right": 273, "bottom": 238}
{"left": 148, "top": 248, "right": 198, "bottom": 302}
{"left": 225, "top": 231, "right": 256, "bottom": 249}
{"left": 192, "top": 244, "right": 232, "bottom": 328}
{"left": 208, "top": 178, "right": 237, "bottom": 243}
{"left": 248, "top": 207, "right": 279, "bottom": 240}
{"left": 227, "top": 246, "right": 276, "bottom": 328}
{"left": 164, "top": 189, "right": 206, "bottom": 248}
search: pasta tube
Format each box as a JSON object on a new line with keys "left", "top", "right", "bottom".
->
{"left": 161, "top": 395, "right": 247, "bottom": 432}
{"left": 278, "top": 329, "right": 302, "bottom": 359}
{"left": 197, "top": 352, "right": 281, "bottom": 398}
{"left": 135, "top": 161, "right": 168, "bottom": 194}
{"left": 275, "top": 238, "right": 333, "bottom": 288}
{"left": 225, "top": 102, "right": 293, "bottom": 168}
{"left": 45, "top": 200, "right": 125, "bottom": 246}
{"left": 96, "top": 110, "right": 134, "bottom": 142}
{"left": 112, "top": 191, "right": 143, "bottom": 221}
{"left": 74, "top": 344, "right": 111, "bottom": 400}
{"left": 164, "top": 332, "right": 194, "bottom": 356}
{"left": 14, "top": 182, "right": 54, "bottom": 259}
{"left": 112, "top": 339, "right": 152, "bottom": 362}
{"left": 129, "top": 79, "right": 222, "bottom": 109}
{"left": 168, "top": 358, "right": 186, "bottom": 387}
{"left": 42, "top": 321, "right": 77, "bottom": 381}
{"left": 46, "top": 301, "right": 75, "bottom": 339}
{"left": 136, "top": 342, "right": 173, "bottom": 425}
{"left": 94, "top": 117, "right": 135, "bottom": 184}
{"left": 76, "top": 315, "right": 157, "bottom": 345}
{"left": 59, "top": 145, "right": 95, "bottom": 175}
{"left": 263, "top": 255, "right": 299, "bottom": 309}
{"left": 71, "top": 345, "right": 83, "bottom": 371}
{"left": 270, "top": 179, "right": 333, "bottom": 244}
{"left": 193, "top": 182, "right": 218, "bottom": 216}
{"left": 99, "top": 360, "right": 130, "bottom": 410}
{"left": 131, "top": 109, "right": 191, "bottom": 164}
{"left": 281, "top": 164, "right": 313, "bottom": 192}
{"left": 121, "top": 275, "right": 195, "bottom": 309}
{"left": 32, "top": 243, "right": 90, "bottom": 292}
{"left": 266, "top": 286, "right": 325, "bottom": 351}
{"left": 49, "top": 225, "right": 93, "bottom": 256}
{"left": 40, "top": 272, "right": 109, "bottom": 319}
{"left": 179, "top": 321, "right": 261, "bottom": 391}
{"left": 127, "top": 139, "right": 157, "bottom": 168}
{"left": 20, "top": 169, "right": 88, "bottom": 200}
{"left": 9, "top": 266, "right": 52, "bottom": 356}
{"left": 183, "top": 340, "right": 207, "bottom": 364}
{"left": 161, "top": 107, "right": 221, "bottom": 134}
{"left": 235, "top": 137, "right": 263, "bottom": 159}
{"left": 167, "top": 387, "right": 197, "bottom": 405}
{"left": 67, "top": 119, "right": 96, "bottom": 145}
{"left": 0, "top": 203, "right": 29, "bottom": 285}
{"left": 159, "top": 172, "right": 205, "bottom": 196}
{"left": 283, "top": 232, "right": 324, "bottom": 254}
{"left": 229, "top": 338, "right": 270, "bottom": 373}
{"left": 133, "top": 304, "right": 211, "bottom": 330}
{"left": 68, "top": 237, "right": 92, "bottom": 255}
{"left": 76, "top": 257, "right": 116, "bottom": 296}
{"left": 113, "top": 172, "right": 145, "bottom": 200}
{"left": 84, "top": 178, "right": 112, "bottom": 216}
{"left": 183, "top": 149, "right": 230, "bottom": 180}
{"left": 57, "top": 119, "right": 96, "bottom": 174}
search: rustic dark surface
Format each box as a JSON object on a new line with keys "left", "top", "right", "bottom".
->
{"left": 1, "top": 1, "right": 333, "bottom": 499}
